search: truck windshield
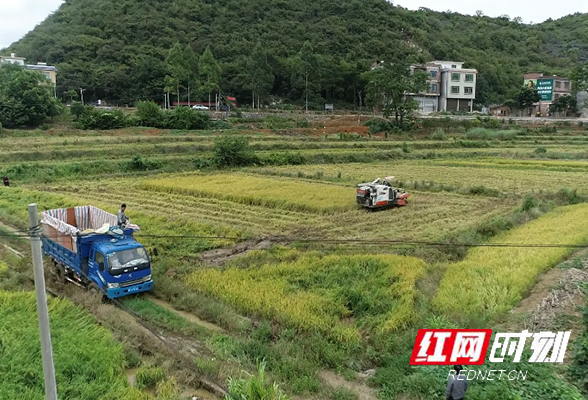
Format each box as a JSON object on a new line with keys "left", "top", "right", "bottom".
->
{"left": 107, "top": 247, "right": 149, "bottom": 275}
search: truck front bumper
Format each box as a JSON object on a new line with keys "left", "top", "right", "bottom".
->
{"left": 106, "top": 280, "right": 153, "bottom": 299}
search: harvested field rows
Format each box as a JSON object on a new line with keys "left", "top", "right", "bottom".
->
{"left": 35, "top": 176, "right": 514, "bottom": 241}
{"left": 256, "top": 161, "right": 588, "bottom": 195}
{"left": 142, "top": 174, "right": 356, "bottom": 214}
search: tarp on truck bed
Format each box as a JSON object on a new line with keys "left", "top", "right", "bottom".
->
{"left": 41, "top": 205, "right": 139, "bottom": 251}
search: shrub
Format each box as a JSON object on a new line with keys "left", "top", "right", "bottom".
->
{"left": 534, "top": 146, "right": 547, "bottom": 154}
{"left": 213, "top": 135, "right": 257, "bottom": 167}
{"left": 210, "top": 119, "right": 232, "bottom": 130}
{"left": 225, "top": 361, "right": 289, "bottom": 400}
{"left": 136, "top": 101, "right": 163, "bottom": 127}
{"left": 40, "top": 123, "right": 51, "bottom": 131}
{"left": 126, "top": 155, "right": 162, "bottom": 171}
{"left": 261, "top": 151, "right": 306, "bottom": 166}
{"left": 74, "top": 106, "right": 128, "bottom": 130}
{"left": 166, "top": 106, "right": 210, "bottom": 130}
{"left": 70, "top": 101, "right": 85, "bottom": 120}
{"left": 364, "top": 119, "right": 391, "bottom": 134}
{"left": 136, "top": 365, "right": 166, "bottom": 389}
{"left": 430, "top": 129, "right": 446, "bottom": 141}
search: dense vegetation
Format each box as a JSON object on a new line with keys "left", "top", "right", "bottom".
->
{"left": 0, "top": 291, "right": 146, "bottom": 400}
{"left": 0, "top": 65, "right": 61, "bottom": 128}
{"left": 4, "top": 0, "right": 588, "bottom": 107}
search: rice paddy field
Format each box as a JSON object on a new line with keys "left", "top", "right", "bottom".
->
{"left": 2, "top": 118, "right": 588, "bottom": 400}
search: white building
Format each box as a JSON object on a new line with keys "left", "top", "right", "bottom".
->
{"left": 0, "top": 53, "right": 57, "bottom": 86}
{"left": 433, "top": 61, "right": 477, "bottom": 113}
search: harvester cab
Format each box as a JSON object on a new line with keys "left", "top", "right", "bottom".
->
{"left": 356, "top": 176, "right": 409, "bottom": 209}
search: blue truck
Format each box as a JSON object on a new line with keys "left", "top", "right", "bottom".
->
{"left": 40, "top": 206, "right": 153, "bottom": 299}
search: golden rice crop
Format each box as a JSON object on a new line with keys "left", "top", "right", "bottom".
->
{"left": 427, "top": 158, "right": 588, "bottom": 172}
{"left": 434, "top": 203, "right": 588, "bottom": 321}
{"left": 142, "top": 173, "right": 355, "bottom": 213}
{"left": 257, "top": 161, "right": 588, "bottom": 195}
{"left": 187, "top": 253, "right": 427, "bottom": 344}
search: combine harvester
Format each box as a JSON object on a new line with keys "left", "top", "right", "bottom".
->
{"left": 356, "top": 177, "right": 409, "bottom": 210}
{"left": 41, "top": 205, "right": 153, "bottom": 299}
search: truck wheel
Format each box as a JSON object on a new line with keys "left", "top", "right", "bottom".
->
{"left": 54, "top": 264, "right": 66, "bottom": 284}
{"left": 88, "top": 283, "right": 107, "bottom": 303}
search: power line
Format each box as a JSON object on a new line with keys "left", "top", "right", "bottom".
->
{"left": 2, "top": 230, "right": 588, "bottom": 249}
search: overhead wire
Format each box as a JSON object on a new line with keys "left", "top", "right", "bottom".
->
{"left": 2, "top": 230, "right": 588, "bottom": 249}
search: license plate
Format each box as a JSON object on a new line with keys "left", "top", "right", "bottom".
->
{"left": 127, "top": 287, "right": 139, "bottom": 292}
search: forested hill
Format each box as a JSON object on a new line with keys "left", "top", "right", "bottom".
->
{"left": 4, "top": 0, "right": 588, "bottom": 106}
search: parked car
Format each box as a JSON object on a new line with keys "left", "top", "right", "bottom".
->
{"left": 192, "top": 105, "right": 209, "bottom": 110}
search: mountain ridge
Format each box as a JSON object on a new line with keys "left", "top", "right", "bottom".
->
{"left": 5, "top": 0, "right": 588, "bottom": 106}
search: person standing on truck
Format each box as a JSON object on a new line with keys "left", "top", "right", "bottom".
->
{"left": 117, "top": 203, "right": 128, "bottom": 227}
{"left": 446, "top": 365, "right": 468, "bottom": 400}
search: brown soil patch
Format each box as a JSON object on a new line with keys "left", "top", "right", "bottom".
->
{"left": 146, "top": 295, "right": 225, "bottom": 333}
{"left": 319, "top": 370, "right": 378, "bottom": 400}
{"left": 198, "top": 239, "right": 273, "bottom": 266}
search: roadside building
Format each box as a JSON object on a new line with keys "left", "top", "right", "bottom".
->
{"left": 409, "top": 61, "right": 477, "bottom": 113}
{"left": 0, "top": 53, "right": 57, "bottom": 86}
{"left": 523, "top": 73, "right": 572, "bottom": 116}
{"left": 409, "top": 63, "right": 441, "bottom": 112}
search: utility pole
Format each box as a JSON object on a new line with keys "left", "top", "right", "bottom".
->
{"left": 28, "top": 204, "right": 58, "bottom": 400}
{"left": 80, "top": 88, "right": 86, "bottom": 106}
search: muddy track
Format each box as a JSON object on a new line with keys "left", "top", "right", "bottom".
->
{"left": 45, "top": 277, "right": 227, "bottom": 399}
{"left": 198, "top": 238, "right": 274, "bottom": 266}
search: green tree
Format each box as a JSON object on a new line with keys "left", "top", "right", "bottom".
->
{"left": 183, "top": 44, "right": 199, "bottom": 106}
{"left": 199, "top": 45, "right": 222, "bottom": 110}
{"left": 213, "top": 135, "right": 257, "bottom": 167}
{"left": 290, "top": 41, "right": 320, "bottom": 112}
{"left": 0, "top": 64, "right": 61, "bottom": 128}
{"left": 246, "top": 42, "right": 274, "bottom": 110}
{"left": 549, "top": 95, "right": 577, "bottom": 116}
{"left": 63, "top": 89, "right": 78, "bottom": 102}
{"left": 363, "top": 63, "right": 427, "bottom": 126}
{"left": 514, "top": 86, "right": 541, "bottom": 114}
{"left": 166, "top": 42, "right": 188, "bottom": 106}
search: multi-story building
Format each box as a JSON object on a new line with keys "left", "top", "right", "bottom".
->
{"left": 410, "top": 61, "right": 477, "bottom": 113}
{"left": 410, "top": 63, "right": 441, "bottom": 112}
{"left": 523, "top": 73, "right": 572, "bottom": 115}
{"left": 0, "top": 53, "right": 57, "bottom": 86}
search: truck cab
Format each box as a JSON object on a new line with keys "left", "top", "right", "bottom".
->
{"left": 89, "top": 237, "right": 153, "bottom": 298}
{"left": 41, "top": 205, "right": 153, "bottom": 300}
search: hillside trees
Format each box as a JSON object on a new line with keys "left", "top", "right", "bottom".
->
{"left": 166, "top": 42, "right": 188, "bottom": 106}
{"left": 199, "top": 45, "right": 222, "bottom": 110}
{"left": 0, "top": 64, "right": 61, "bottom": 128}
{"left": 6, "top": 0, "right": 588, "bottom": 106}
{"left": 245, "top": 42, "right": 274, "bottom": 110}
{"left": 290, "top": 42, "right": 320, "bottom": 112}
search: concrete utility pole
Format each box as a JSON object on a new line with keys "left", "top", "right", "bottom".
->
{"left": 28, "top": 204, "right": 58, "bottom": 400}
{"left": 80, "top": 88, "right": 86, "bottom": 106}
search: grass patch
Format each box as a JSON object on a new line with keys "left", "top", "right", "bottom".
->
{"left": 0, "top": 291, "right": 146, "bottom": 399}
